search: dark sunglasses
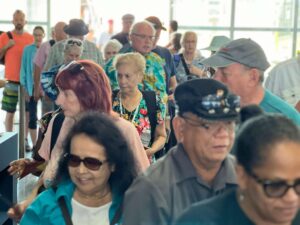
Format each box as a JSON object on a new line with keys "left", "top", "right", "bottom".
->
{"left": 67, "top": 39, "right": 82, "bottom": 46}
{"left": 248, "top": 171, "right": 300, "bottom": 198}
{"left": 65, "top": 153, "right": 107, "bottom": 171}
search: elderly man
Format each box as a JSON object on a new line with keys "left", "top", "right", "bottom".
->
{"left": 201, "top": 38, "right": 300, "bottom": 125}
{"left": 123, "top": 78, "right": 240, "bottom": 225}
{"left": 43, "top": 19, "right": 104, "bottom": 71}
{"left": 105, "top": 21, "right": 167, "bottom": 102}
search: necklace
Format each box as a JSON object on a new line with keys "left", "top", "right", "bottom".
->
{"left": 119, "top": 91, "right": 142, "bottom": 123}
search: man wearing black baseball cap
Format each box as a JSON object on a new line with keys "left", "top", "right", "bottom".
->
{"left": 123, "top": 79, "right": 240, "bottom": 225}
{"left": 201, "top": 38, "right": 300, "bottom": 125}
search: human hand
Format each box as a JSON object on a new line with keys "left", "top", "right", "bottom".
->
{"left": 6, "top": 39, "right": 15, "bottom": 49}
{"left": 8, "top": 158, "right": 32, "bottom": 178}
{"left": 189, "top": 65, "right": 205, "bottom": 77}
{"left": 7, "top": 199, "right": 30, "bottom": 222}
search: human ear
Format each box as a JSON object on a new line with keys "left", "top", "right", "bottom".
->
{"left": 172, "top": 116, "right": 185, "bottom": 142}
{"left": 236, "top": 164, "right": 248, "bottom": 191}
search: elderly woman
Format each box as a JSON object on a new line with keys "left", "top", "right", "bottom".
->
{"left": 176, "top": 114, "right": 300, "bottom": 225}
{"left": 112, "top": 52, "right": 167, "bottom": 163}
{"left": 102, "top": 39, "right": 122, "bottom": 63}
{"left": 7, "top": 60, "right": 149, "bottom": 221}
{"left": 20, "top": 112, "right": 137, "bottom": 224}
{"left": 174, "top": 31, "right": 206, "bottom": 84}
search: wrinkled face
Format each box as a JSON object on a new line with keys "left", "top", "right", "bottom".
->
{"left": 13, "top": 12, "right": 26, "bottom": 31}
{"left": 117, "top": 63, "right": 142, "bottom": 93}
{"left": 130, "top": 24, "right": 155, "bottom": 55}
{"left": 183, "top": 33, "right": 197, "bottom": 54}
{"left": 104, "top": 45, "right": 118, "bottom": 62}
{"left": 68, "top": 134, "right": 114, "bottom": 197}
{"left": 64, "top": 46, "right": 82, "bottom": 64}
{"left": 214, "top": 63, "right": 250, "bottom": 104}
{"left": 56, "top": 88, "right": 81, "bottom": 117}
{"left": 33, "top": 29, "right": 45, "bottom": 47}
{"left": 238, "top": 140, "right": 300, "bottom": 224}
{"left": 174, "top": 112, "right": 235, "bottom": 166}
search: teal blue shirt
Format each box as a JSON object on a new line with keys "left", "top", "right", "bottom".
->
{"left": 20, "top": 180, "right": 123, "bottom": 225}
{"left": 260, "top": 89, "right": 300, "bottom": 125}
{"left": 20, "top": 43, "right": 37, "bottom": 96}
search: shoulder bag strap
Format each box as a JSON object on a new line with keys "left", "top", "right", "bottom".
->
{"left": 7, "top": 31, "right": 13, "bottom": 39}
{"left": 50, "top": 111, "right": 65, "bottom": 152}
{"left": 179, "top": 53, "right": 190, "bottom": 75}
{"left": 58, "top": 196, "right": 73, "bottom": 225}
{"left": 110, "top": 202, "right": 123, "bottom": 225}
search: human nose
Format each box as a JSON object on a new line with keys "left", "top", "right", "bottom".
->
{"left": 282, "top": 186, "right": 299, "bottom": 203}
{"left": 77, "top": 161, "right": 89, "bottom": 173}
{"left": 55, "top": 92, "right": 63, "bottom": 106}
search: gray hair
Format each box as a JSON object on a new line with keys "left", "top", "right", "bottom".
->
{"left": 102, "top": 39, "right": 123, "bottom": 53}
{"left": 129, "top": 21, "right": 155, "bottom": 35}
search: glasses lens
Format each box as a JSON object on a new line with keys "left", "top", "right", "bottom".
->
{"left": 68, "top": 154, "right": 81, "bottom": 167}
{"left": 84, "top": 157, "right": 102, "bottom": 171}
{"left": 264, "top": 181, "right": 288, "bottom": 198}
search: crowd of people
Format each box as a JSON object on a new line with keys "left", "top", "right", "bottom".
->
{"left": 0, "top": 9, "right": 300, "bottom": 225}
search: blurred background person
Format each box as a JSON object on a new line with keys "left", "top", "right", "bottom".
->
{"left": 112, "top": 52, "right": 167, "bottom": 163}
{"left": 102, "top": 39, "right": 122, "bottom": 63}
{"left": 165, "top": 20, "right": 178, "bottom": 48}
{"left": 97, "top": 19, "right": 115, "bottom": 50}
{"left": 20, "top": 112, "right": 138, "bottom": 224}
{"left": 111, "top": 14, "right": 135, "bottom": 45}
{"left": 176, "top": 114, "right": 300, "bottom": 225}
{"left": 168, "top": 32, "right": 182, "bottom": 55}
{"left": 265, "top": 52, "right": 300, "bottom": 113}
{"left": 174, "top": 31, "right": 206, "bottom": 84}
{"left": 20, "top": 26, "right": 45, "bottom": 151}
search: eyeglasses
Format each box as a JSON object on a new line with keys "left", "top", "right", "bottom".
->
{"left": 181, "top": 115, "right": 236, "bottom": 133}
{"left": 132, "top": 33, "right": 156, "bottom": 41}
{"left": 248, "top": 171, "right": 300, "bottom": 198}
{"left": 200, "top": 93, "right": 240, "bottom": 115}
{"left": 65, "top": 153, "right": 107, "bottom": 171}
{"left": 67, "top": 39, "right": 83, "bottom": 46}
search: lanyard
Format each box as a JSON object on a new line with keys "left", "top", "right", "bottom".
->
{"left": 119, "top": 95, "right": 142, "bottom": 123}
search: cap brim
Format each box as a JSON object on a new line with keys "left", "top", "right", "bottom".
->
{"left": 201, "top": 54, "right": 235, "bottom": 68}
{"left": 201, "top": 46, "right": 219, "bottom": 51}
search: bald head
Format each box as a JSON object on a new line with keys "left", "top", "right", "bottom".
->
{"left": 54, "top": 21, "right": 67, "bottom": 41}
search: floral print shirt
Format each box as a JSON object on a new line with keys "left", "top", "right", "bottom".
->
{"left": 112, "top": 92, "right": 166, "bottom": 162}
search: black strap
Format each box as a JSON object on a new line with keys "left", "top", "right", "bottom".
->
{"left": 110, "top": 202, "right": 123, "bottom": 225}
{"left": 49, "top": 39, "right": 56, "bottom": 47}
{"left": 7, "top": 31, "right": 13, "bottom": 39}
{"left": 141, "top": 90, "right": 157, "bottom": 144}
{"left": 50, "top": 112, "right": 65, "bottom": 152}
{"left": 179, "top": 53, "right": 190, "bottom": 75}
{"left": 58, "top": 197, "right": 73, "bottom": 225}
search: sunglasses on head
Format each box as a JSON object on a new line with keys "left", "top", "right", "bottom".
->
{"left": 248, "top": 171, "right": 300, "bottom": 198}
{"left": 65, "top": 153, "right": 107, "bottom": 171}
{"left": 67, "top": 39, "right": 82, "bottom": 46}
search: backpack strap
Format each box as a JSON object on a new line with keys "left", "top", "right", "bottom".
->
{"left": 49, "top": 39, "right": 56, "bottom": 47}
{"left": 179, "top": 53, "right": 190, "bottom": 75}
{"left": 50, "top": 112, "right": 65, "bottom": 153}
{"left": 141, "top": 90, "right": 157, "bottom": 144}
{"left": 6, "top": 31, "right": 13, "bottom": 39}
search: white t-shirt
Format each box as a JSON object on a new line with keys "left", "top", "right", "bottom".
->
{"left": 71, "top": 198, "right": 112, "bottom": 225}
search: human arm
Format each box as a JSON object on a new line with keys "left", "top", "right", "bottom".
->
{"left": 33, "top": 64, "right": 43, "bottom": 101}
{"left": 146, "top": 122, "right": 167, "bottom": 158}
